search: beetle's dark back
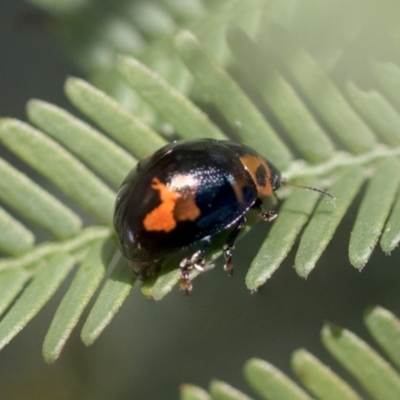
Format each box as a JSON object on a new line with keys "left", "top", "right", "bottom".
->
{"left": 114, "top": 139, "right": 258, "bottom": 262}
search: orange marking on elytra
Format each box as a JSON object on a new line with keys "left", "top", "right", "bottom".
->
{"left": 239, "top": 155, "right": 273, "bottom": 197}
{"left": 143, "top": 178, "right": 180, "bottom": 232}
{"left": 171, "top": 174, "right": 201, "bottom": 222}
{"left": 143, "top": 177, "right": 201, "bottom": 232}
{"left": 175, "top": 194, "right": 201, "bottom": 222}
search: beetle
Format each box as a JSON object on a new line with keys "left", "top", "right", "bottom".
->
{"left": 113, "top": 139, "right": 332, "bottom": 292}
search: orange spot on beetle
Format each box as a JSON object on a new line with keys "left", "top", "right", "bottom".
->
{"left": 175, "top": 194, "right": 201, "bottom": 222}
{"left": 143, "top": 177, "right": 200, "bottom": 232}
{"left": 143, "top": 178, "right": 180, "bottom": 232}
{"left": 239, "top": 155, "right": 273, "bottom": 197}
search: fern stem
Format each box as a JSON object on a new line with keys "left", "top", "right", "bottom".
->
{"left": 284, "top": 147, "right": 400, "bottom": 181}
{"left": 0, "top": 227, "right": 111, "bottom": 274}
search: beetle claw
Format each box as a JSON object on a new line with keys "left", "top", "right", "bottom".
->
{"left": 260, "top": 210, "right": 277, "bottom": 222}
{"left": 179, "top": 278, "right": 193, "bottom": 294}
{"left": 179, "top": 245, "right": 209, "bottom": 293}
{"left": 224, "top": 260, "right": 234, "bottom": 276}
{"left": 223, "top": 245, "right": 234, "bottom": 276}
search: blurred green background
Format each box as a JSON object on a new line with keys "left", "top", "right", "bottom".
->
{"left": 2, "top": 1, "right": 400, "bottom": 399}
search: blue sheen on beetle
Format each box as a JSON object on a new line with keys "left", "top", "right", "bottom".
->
{"left": 114, "top": 139, "right": 281, "bottom": 291}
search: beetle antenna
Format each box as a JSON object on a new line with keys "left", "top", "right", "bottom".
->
{"left": 281, "top": 179, "right": 335, "bottom": 200}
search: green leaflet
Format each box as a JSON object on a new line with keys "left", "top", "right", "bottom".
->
{"left": 117, "top": 55, "right": 226, "bottom": 141}
{"left": 349, "top": 158, "right": 400, "bottom": 269}
{"left": 247, "top": 179, "right": 321, "bottom": 290}
{"left": 27, "top": 100, "right": 136, "bottom": 186}
{"left": 365, "top": 306, "right": 400, "bottom": 370}
{"left": 64, "top": 78, "right": 167, "bottom": 158}
{"left": 0, "top": 254, "right": 75, "bottom": 352}
{"left": 81, "top": 256, "right": 136, "bottom": 346}
{"left": 227, "top": 28, "right": 334, "bottom": 165}
{"left": 0, "top": 269, "right": 30, "bottom": 317}
{"left": 245, "top": 359, "right": 312, "bottom": 400}
{"left": 322, "top": 323, "right": 400, "bottom": 400}
{"left": 180, "top": 385, "right": 211, "bottom": 400}
{"left": 0, "top": 119, "right": 115, "bottom": 225}
{"left": 265, "top": 27, "right": 378, "bottom": 154}
{"left": 42, "top": 236, "right": 115, "bottom": 363}
{"left": 210, "top": 380, "right": 254, "bottom": 400}
{"left": 0, "top": 157, "right": 81, "bottom": 239}
{"left": 346, "top": 82, "right": 400, "bottom": 147}
{"left": 0, "top": 207, "right": 34, "bottom": 256}
{"left": 295, "top": 167, "right": 365, "bottom": 277}
{"left": 291, "top": 350, "right": 362, "bottom": 400}
{"left": 181, "top": 307, "right": 400, "bottom": 400}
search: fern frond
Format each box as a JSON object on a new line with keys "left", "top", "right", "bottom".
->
{"left": 181, "top": 306, "right": 400, "bottom": 400}
{"left": 27, "top": 0, "right": 264, "bottom": 112}
{"left": 2, "top": 2, "right": 400, "bottom": 362}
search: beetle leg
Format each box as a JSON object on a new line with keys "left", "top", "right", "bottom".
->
{"left": 252, "top": 197, "right": 278, "bottom": 222}
{"left": 260, "top": 209, "right": 277, "bottom": 222}
{"left": 179, "top": 238, "right": 211, "bottom": 293}
{"left": 223, "top": 216, "right": 246, "bottom": 276}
